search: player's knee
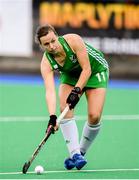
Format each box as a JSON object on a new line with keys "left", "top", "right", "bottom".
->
{"left": 88, "top": 113, "right": 101, "bottom": 125}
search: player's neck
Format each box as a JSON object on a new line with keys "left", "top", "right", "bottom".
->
{"left": 53, "top": 47, "right": 65, "bottom": 58}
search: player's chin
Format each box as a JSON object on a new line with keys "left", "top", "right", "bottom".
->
{"left": 49, "top": 50, "right": 57, "bottom": 54}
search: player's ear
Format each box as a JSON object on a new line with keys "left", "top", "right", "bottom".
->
{"left": 39, "top": 45, "right": 45, "bottom": 52}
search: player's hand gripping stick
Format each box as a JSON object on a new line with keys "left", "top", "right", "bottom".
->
{"left": 66, "top": 87, "right": 82, "bottom": 109}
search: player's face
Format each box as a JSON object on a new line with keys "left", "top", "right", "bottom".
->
{"left": 40, "top": 31, "right": 61, "bottom": 54}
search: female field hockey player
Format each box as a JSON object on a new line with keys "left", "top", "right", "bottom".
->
{"left": 35, "top": 24, "right": 109, "bottom": 170}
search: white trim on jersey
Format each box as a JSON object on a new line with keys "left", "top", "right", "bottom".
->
{"left": 86, "top": 45, "right": 109, "bottom": 69}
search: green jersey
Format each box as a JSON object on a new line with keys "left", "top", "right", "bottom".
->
{"left": 45, "top": 36, "right": 109, "bottom": 88}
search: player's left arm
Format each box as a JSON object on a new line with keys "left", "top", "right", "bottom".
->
{"left": 65, "top": 34, "right": 92, "bottom": 110}
{"left": 66, "top": 34, "right": 92, "bottom": 90}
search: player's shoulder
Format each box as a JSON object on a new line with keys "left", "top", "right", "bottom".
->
{"left": 63, "top": 34, "right": 83, "bottom": 46}
{"left": 63, "top": 33, "right": 82, "bottom": 41}
{"left": 41, "top": 53, "right": 49, "bottom": 66}
{"left": 40, "top": 53, "right": 52, "bottom": 71}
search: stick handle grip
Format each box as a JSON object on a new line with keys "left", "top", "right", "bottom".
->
{"left": 57, "top": 105, "right": 69, "bottom": 124}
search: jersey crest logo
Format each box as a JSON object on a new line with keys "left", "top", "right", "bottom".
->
{"left": 69, "top": 54, "right": 77, "bottom": 63}
{"left": 53, "top": 64, "right": 58, "bottom": 70}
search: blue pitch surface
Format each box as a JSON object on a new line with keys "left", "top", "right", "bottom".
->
{"left": 0, "top": 73, "right": 139, "bottom": 89}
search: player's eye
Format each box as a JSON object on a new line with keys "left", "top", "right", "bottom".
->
{"left": 51, "top": 39, "right": 55, "bottom": 43}
{"left": 44, "top": 42, "right": 49, "bottom": 46}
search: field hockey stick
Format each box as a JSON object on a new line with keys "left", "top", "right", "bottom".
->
{"left": 22, "top": 105, "right": 69, "bottom": 174}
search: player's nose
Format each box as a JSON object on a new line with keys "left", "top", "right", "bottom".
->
{"left": 49, "top": 43, "right": 55, "bottom": 49}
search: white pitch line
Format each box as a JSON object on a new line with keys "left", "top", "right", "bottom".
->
{"left": 0, "top": 171, "right": 22, "bottom": 175}
{"left": 0, "top": 168, "right": 139, "bottom": 175}
{"left": 0, "top": 115, "right": 139, "bottom": 122}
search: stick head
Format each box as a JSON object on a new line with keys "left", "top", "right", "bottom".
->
{"left": 22, "top": 162, "right": 30, "bottom": 174}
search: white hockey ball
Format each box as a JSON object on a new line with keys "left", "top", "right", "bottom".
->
{"left": 35, "top": 165, "right": 44, "bottom": 174}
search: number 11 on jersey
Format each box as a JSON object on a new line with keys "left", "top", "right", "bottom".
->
{"left": 96, "top": 72, "right": 106, "bottom": 82}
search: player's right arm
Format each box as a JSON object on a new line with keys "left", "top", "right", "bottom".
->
{"left": 41, "top": 54, "right": 57, "bottom": 133}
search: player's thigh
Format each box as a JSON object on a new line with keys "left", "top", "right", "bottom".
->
{"left": 85, "top": 88, "right": 106, "bottom": 122}
{"left": 59, "top": 83, "right": 74, "bottom": 117}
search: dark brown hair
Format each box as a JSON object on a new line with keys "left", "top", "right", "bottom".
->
{"left": 35, "top": 24, "right": 58, "bottom": 44}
